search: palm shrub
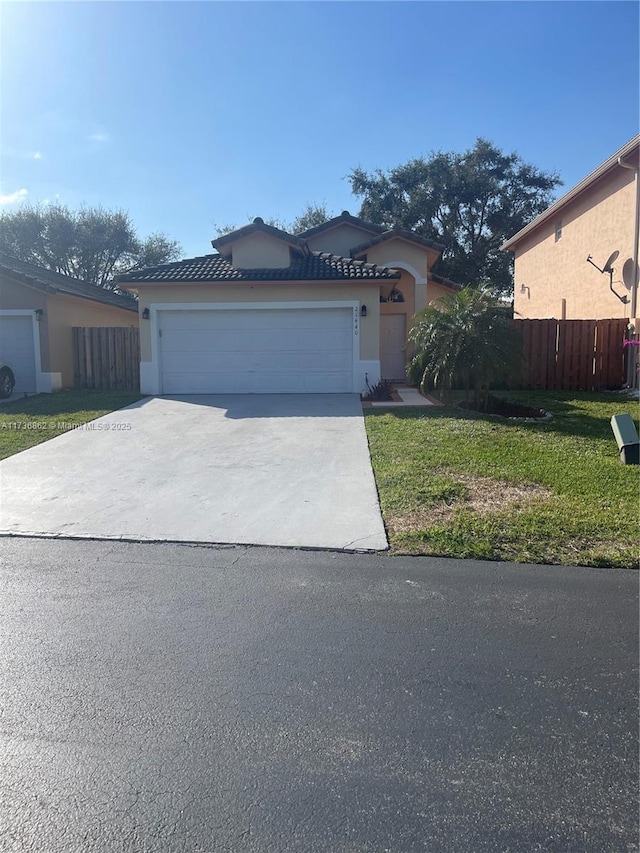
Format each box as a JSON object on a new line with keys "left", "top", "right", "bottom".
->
{"left": 407, "top": 286, "right": 523, "bottom": 410}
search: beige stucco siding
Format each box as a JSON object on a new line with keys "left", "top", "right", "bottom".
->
{"left": 136, "top": 281, "right": 380, "bottom": 363}
{"left": 305, "top": 224, "right": 379, "bottom": 258}
{"left": 513, "top": 166, "right": 636, "bottom": 320}
{"left": 230, "top": 233, "right": 291, "bottom": 269}
{"left": 365, "top": 239, "right": 430, "bottom": 281}
{"left": 46, "top": 294, "right": 138, "bottom": 387}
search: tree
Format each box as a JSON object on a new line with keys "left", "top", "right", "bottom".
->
{"left": 289, "top": 202, "right": 332, "bottom": 234}
{"left": 0, "top": 203, "right": 182, "bottom": 289}
{"left": 349, "top": 138, "right": 561, "bottom": 296}
{"left": 407, "top": 286, "right": 523, "bottom": 409}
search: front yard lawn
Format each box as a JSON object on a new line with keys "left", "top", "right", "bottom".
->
{"left": 0, "top": 390, "right": 144, "bottom": 460}
{"left": 365, "top": 390, "right": 639, "bottom": 568}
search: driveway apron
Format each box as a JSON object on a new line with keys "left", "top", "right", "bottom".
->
{"left": 0, "top": 394, "right": 388, "bottom": 551}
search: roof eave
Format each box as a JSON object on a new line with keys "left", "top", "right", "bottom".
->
{"left": 501, "top": 134, "right": 640, "bottom": 252}
{"left": 59, "top": 289, "right": 138, "bottom": 312}
{"left": 298, "top": 212, "right": 387, "bottom": 239}
{"left": 0, "top": 265, "right": 57, "bottom": 295}
{"left": 351, "top": 230, "right": 445, "bottom": 257}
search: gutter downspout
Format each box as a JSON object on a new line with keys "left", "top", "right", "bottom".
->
{"left": 618, "top": 155, "right": 639, "bottom": 386}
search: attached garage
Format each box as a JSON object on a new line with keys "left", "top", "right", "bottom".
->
{"left": 159, "top": 305, "right": 354, "bottom": 394}
{"left": 0, "top": 313, "right": 38, "bottom": 394}
{"left": 117, "top": 217, "right": 404, "bottom": 396}
{"left": 1, "top": 256, "right": 139, "bottom": 394}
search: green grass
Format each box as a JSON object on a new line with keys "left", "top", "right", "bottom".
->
{"left": 0, "top": 390, "right": 144, "bottom": 460}
{"left": 365, "top": 390, "right": 640, "bottom": 568}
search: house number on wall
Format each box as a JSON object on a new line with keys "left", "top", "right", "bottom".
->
{"left": 354, "top": 307, "right": 359, "bottom": 336}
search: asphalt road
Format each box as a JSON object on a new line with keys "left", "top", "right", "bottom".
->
{"left": 0, "top": 538, "right": 637, "bottom": 852}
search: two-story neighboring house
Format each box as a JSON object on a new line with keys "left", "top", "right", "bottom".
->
{"left": 502, "top": 135, "right": 639, "bottom": 325}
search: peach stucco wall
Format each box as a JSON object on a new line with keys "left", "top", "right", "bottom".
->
{"left": 136, "top": 281, "right": 380, "bottom": 363}
{"left": 46, "top": 293, "right": 138, "bottom": 387}
{"left": 378, "top": 271, "right": 456, "bottom": 370}
{"left": 512, "top": 164, "right": 637, "bottom": 320}
{"left": 427, "top": 280, "right": 457, "bottom": 305}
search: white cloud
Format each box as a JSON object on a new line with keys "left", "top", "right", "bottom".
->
{"left": 0, "top": 188, "right": 28, "bottom": 205}
{"left": 3, "top": 148, "right": 43, "bottom": 161}
{"left": 88, "top": 131, "right": 110, "bottom": 144}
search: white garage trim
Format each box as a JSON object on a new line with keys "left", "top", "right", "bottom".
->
{"left": 140, "top": 301, "right": 377, "bottom": 395}
{"left": 0, "top": 309, "right": 60, "bottom": 393}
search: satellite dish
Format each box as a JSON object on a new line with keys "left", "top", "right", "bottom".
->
{"left": 603, "top": 250, "right": 619, "bottom": 272}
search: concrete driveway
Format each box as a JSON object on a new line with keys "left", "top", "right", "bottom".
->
{"left": 0, "top": 394, "right": 387, "bottom": 550}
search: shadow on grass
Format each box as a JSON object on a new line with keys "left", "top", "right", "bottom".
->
{"left": 366, "top": 390, "right": 639, "bottom": 444}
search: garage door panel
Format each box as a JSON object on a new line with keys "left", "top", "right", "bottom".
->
{"left": 162, "top": 371, "right": 253, "bottom": 394}
{"left": 159, "top": 307, "right": 355, "bottom": 394}
{"left": 161, "top": 308, "right": 351, "bottom": 332}
{"left": 0, "top": 316, "right": 37, "bottom": 394}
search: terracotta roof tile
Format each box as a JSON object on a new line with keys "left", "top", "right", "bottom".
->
{"left": 117, "top": 252, "right": 401, "bottom": 284}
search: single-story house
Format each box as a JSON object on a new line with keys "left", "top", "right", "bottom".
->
{"left": 502, "top": 134, "right": 639, "bottom": 324}
{"left": 117, "top": 213, "right": 459, "bottom": 395}
{"left": 0, "top": 255, "right": 139, "bottom": 394}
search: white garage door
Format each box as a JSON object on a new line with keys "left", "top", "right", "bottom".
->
{"left": 0, "top": 315, "right": 37, "bottom": 394}
{"left": 159, "top": 307, "right": 354, "bottom": 394}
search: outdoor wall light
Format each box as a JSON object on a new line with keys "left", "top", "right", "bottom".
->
{"left": 34, "top": 309, "right": 44, "bottom": 321}
{"left": 361, "top": 304, "right": 367, "bottom": 317}
{"left": 142, "top": 307, "right": 150, "bottom": 319}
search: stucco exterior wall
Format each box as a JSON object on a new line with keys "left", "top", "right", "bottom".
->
{"left": 512, "top": 165, "right": 637, "bottom": 320}
{"left": 230, "top": 233, "right": 292, "bottom": 269}
{"left": 46, "top": 294, "right": 138, "bottom": 387}
{"left": 0, "top": 274, "right": 48, "bottom": 311}
{"left": 305, "top": 224, "right": 379, "bottom": 258}
{"left": 427, "top": 280, "right": 457, "bottom": 305}
{"left": 380, "top": 270, "right": 416, "bottom": 317}
{"left": 365, "top": 239, "right": 430, "bottom": 281}
{"left": 136, "top": 281, "right": 380, "bottom": 363}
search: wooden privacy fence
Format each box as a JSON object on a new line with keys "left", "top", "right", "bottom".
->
{"left": 514, "top": 318, "right": 628, "bottom": 391}
{"left": 73, "top": 327, "right": 140, "bottom": 391}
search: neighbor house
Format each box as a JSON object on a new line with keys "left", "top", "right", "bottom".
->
{"left": 0, "top": 255, "right": 139, "bottom": 394}
{"left": 117, "top": 213, "right": 459, "bottom": 395}
{"left": 502, "top": 135, "right": 639, "bottom": 323}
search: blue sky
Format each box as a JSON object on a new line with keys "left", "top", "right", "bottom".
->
{"left": 1, "top": 1, "right": 638, "bottom": 260}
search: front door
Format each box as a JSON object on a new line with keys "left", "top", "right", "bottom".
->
{"left": 380, "top": 314, "right": 406, "bottom": 381}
